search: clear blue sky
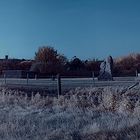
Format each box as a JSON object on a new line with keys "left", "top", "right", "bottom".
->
{"left": 0, "top": 0, "right": 140, "bottom": 60}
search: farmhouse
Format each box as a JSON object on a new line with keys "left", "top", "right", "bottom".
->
{"left": 0, "top": 55, "right": 33, "bottom": 78}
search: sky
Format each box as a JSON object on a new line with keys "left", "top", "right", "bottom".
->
{"left": 0, "top": 0, "right": 140, "bottom": 60}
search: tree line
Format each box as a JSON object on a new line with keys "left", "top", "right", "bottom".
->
{"left": 0, "top": 46, "right": 140, "bottom": 77}
{"left": 30, "top": 46, "right": 101, "bottom": 77}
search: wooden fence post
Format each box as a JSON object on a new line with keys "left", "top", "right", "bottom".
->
{"left": 92, "top": 71, "right": 95, "bottom": 80}
{"left": 92, "top": 71, "right": 96, "bottom": 86}
{"left": 57, "top": 74, "right": 61, "bottom": 98}
{"left": 27, "top": 73, "right": 29, "bottom": 85}
{"left": 136, "top": 70, "right": 138, "bottom": 77}
{"left": 35, "top": 74, "right": 37, "bottom": 80}
{"left": 4, "top": 73, "right": 6, "bottom": 84}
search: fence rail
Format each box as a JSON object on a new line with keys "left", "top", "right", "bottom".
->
{"left": 0, "top": 75, "right": 138, "bottom": 89}
{"left": 0, "top": 72, "right": 139, "bottom": 98}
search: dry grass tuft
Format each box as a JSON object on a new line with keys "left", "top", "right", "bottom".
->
{"left": 0, "top": 86, "right": 139, "bottom": 139}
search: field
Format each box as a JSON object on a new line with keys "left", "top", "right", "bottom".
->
{"left": 0, "top": 85, "right": 140, "bottom": 140}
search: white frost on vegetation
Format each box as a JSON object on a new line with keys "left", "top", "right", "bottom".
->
{"left": 0, "top": 86, "right": 139, "bottom": 139}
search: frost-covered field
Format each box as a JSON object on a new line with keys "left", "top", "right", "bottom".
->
{"left": 0, "top": 86, "right": 140, "bottom": 140}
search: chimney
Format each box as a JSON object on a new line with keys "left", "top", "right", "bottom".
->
{"left": 5, "top": 55, "right": 8, "bottom": 60}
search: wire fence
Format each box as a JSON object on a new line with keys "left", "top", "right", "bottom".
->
{"left": 0, "top": 73, "right": 138, "bottom": 89}
{"left": 0, "top": 70, "right": 139, "bottom": 98}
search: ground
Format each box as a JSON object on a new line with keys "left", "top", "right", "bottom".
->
{"left": 0, "top": 86, "right": 139, "bottom": 140}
